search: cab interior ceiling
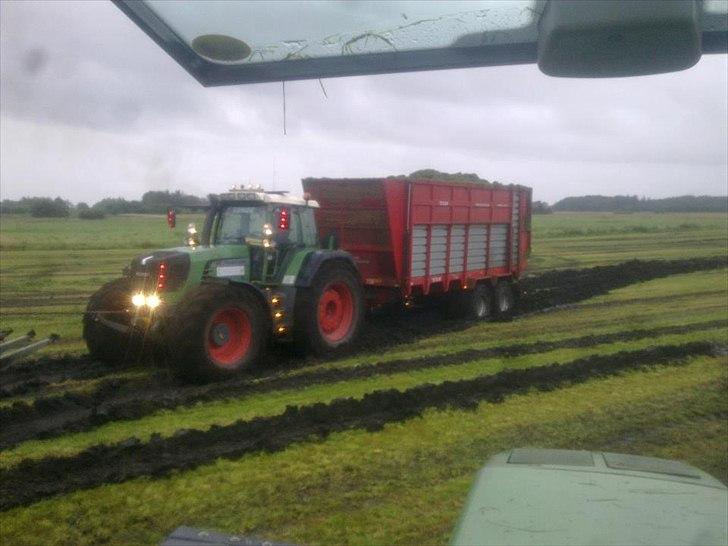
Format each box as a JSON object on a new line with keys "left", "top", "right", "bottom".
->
{"left": 113, "top": 0, "right": 728, "bottom": 86}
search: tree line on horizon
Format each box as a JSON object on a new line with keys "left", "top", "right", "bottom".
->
{"left": 551, "top": 194, "right": 727, "bottom": 213}
{"left": 0, "top": 190, "right": 208, "bottom": 218}
{"left": 0, "top": 190, "right": 725, "bottom": 218}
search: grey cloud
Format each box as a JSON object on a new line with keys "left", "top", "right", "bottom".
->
{"left": 0, "top": 0, "right": 726, "bottom": 204}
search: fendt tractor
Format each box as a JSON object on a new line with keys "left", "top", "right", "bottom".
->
{"left": 83, "top": 177, "right": 532, "bottom": 380}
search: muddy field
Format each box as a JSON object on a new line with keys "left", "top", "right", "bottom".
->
{"left": 1, "top": 340, "right": 720, "bottom": 511}
{"left": 0, "top": 255, "right": 726, "bottom": 511}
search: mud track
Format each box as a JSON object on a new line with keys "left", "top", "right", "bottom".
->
{"left": 1, "top": 255, "right": 725, "bottom": 400}
{"left": 0, "top": 341, "right": 720, "bottom": 511}
{"left": 516, "top": 255, "right": 727, "bottom": 313}
{"left": 1, "top": 318, "right": 726, "bottom": 449}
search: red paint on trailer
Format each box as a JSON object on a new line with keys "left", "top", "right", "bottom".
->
{"left": 303, "top": 178, "right": 532, "bottom": 307}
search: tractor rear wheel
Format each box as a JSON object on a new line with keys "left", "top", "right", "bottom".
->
{"left": 494, "top": 280, "right": 515, "bottom": 319}
{"left": 294, "top": 262, "right": 364, "bottom": 356}
{"left": 83, "top": 277, "right": 138, "bottom": 365}
{"left": 165, "top": 283, "right": 267, "bottom": 382}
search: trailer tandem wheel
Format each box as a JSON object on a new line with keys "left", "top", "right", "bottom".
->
{"left": 494, "top": 280, "right": 516, "bottom": 319}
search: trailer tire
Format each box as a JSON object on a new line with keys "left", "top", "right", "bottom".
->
{"left": 445, "top": 285, "right": 492, "bottom": 320}
{"left": 165, "top": 284, "right": 267, "bottom": 382}
{"left": 294, "top": 262, "right": 364, "bottom": 356}
{"left": 83, "top": 278, "right": 138, "bottom": 365}
{"left": 467, "top": 285, "right": 493, "bottom": 320}
{"left": 494, "top": 280, "right": 515, "bottom": 319}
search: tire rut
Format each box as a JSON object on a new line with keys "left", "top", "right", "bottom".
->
{"left": 1, "top": 319, "right": 726, "bottom": 449}
{"left": 0, "top": 341, "right": 721, "bottom": 511}
{"left": 1, "top": 255, "right": 724, "bottom": 398}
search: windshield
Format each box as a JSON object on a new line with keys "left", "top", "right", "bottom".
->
{"left": 214, "top": 205, "right": 268, "bottom": 244}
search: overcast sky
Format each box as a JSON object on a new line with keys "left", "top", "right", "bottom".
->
{"left": 1, "top": 0, "right": 727, "bottom": 205}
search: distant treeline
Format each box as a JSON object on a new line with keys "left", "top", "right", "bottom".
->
{"left": 2, "top": 190, "right": 726, "bottom": 218}
{"left": 552, "top": 195, "right": 727, "bottom": 213}
{"left": 0, "top": 190, "right": 207, "bottom": 218}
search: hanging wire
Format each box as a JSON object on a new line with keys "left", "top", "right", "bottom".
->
{"left": 282, "top": 80, "right": 287, "bottom": 135}
{"left": 318, "top": 78, "right": 328, "bottom": 99}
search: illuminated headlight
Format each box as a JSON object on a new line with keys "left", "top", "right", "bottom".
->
{"left": 131, "top": 293, "right": 162, "bottom": 308}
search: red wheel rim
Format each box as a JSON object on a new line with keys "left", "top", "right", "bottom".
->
{"left": 206, "top": 307, "right": 252, "bottom": 367}
{"left": 317, "top": 281, "right": 355, "bottom": 343}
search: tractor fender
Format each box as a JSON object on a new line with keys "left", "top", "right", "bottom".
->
{"left": 200, "top": 278, "right": 273, "bottom": 331}
{"left": 295, "top": 250, "right": 360, "bottom": 288}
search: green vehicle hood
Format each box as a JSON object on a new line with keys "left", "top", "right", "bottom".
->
{"left": 451, "top": 449, "right": 728, "bottom": 546}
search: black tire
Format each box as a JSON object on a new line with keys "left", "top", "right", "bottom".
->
{"left": 466, "top": 284, "right": 493, "bottom": 320}
{"left": 444, "top": 284, "right": 492, "bottom": 320}
{"left": 83, "top": 278, "right": 138, "bottom": 365}
{"left": 294, "top": 261, "right": 364, "bottom": 356}
{"left": 165, "top": 283, "right": 267, "bottom": 382}
{"left": 494, "top": 280, "right": 515, "bottom": 319}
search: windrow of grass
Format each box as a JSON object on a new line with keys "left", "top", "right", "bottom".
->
{"left": 1, "top": 354, "right": 724, "bottom": 545}
{"left": 2, "top": 324, "right": 723, "bottom": 470}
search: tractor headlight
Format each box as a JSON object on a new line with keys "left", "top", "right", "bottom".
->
{"left": 131, "top": 292, "right": 162, "bottom": 308}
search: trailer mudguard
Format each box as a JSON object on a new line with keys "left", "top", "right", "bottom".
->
{"left": 294, "top": 250, "right": 359, "bottom": 288}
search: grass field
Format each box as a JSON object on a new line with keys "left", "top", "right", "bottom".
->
{"left": 0, "top": 211, "right": 726, "bottom": 545}
{"left": 1, "top": 211, "right": 725, "bottom": 355}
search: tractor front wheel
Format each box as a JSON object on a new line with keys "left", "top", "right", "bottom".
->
{"left": 83, "top": 277, "right": 138, "bottom": 365}
{"left": 165, "top": 284, "right": 267, "bottom": 382}
{"left": 295, "top": 262, "right": 364, "bottom": 356}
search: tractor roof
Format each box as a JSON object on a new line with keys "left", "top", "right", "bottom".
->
{"left": 218, "top": 186, "right": 319, "bottom": 208}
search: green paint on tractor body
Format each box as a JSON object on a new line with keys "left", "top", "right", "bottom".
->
{"left": 126, "top": 198, "right": 325, "bottom": 337}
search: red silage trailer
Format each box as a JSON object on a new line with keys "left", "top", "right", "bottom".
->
{"left": 303, "top": 177, "right": 532, "bottom": 315}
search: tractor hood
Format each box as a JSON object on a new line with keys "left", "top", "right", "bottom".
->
{"left": 129, "top": 245, "right": 254, "bottom": 295}
{"left": 129, "top": 249, "right": 192, "bottom": 292}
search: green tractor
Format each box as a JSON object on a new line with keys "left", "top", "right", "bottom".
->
{"left": 83, "top": 186, "right": 364, "bottom": 380}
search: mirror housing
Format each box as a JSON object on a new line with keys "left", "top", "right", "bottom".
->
{"left": 538, "top": 0, "right": 702, "bottom": 77}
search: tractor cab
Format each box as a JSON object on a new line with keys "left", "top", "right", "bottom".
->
{"left": 194, "top": 186, "right": 321, "bottom": 284}
{"left": 196, "top": 187, "right": 319, "bottom": 247}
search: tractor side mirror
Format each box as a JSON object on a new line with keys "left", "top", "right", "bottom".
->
{"left": 167, "top": 209, "right": 177, "bottom": 229}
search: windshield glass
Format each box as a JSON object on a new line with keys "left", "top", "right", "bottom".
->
{"left": 214, "top": 205, "right": 268, "bottom": 244}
